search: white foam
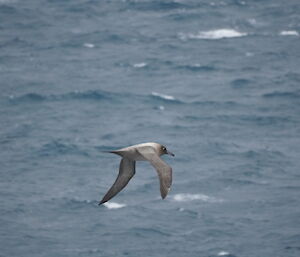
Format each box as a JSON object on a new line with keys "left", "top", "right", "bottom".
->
{"left": 159, "top": 105, "right": 165, "bottom": 110}
{"left": 218, "top": 251, "right": 230, "bottom": 256}
{"left": 279, "top": 30, "right": 299, "bottom": 36}
{"left": 103, "top": 202, "right": 126, "bottom": 209}
{"left": 179, "top": 29, "right": 247, "bottom": 40}
{"left": 133, "top": 62, "right": 147, "bottom": 68}
{"left": 173, "top": 193, "right": 223, "bottom": 203}
{"left": 152, "top": 92, "right": 176, "bottom": 101}
{"left": 83, "top": 43, "right": 95, "bottom": 48}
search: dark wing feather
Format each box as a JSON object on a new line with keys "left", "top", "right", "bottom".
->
{"left": 99, "top": 158, "right": 135, "bottom": 205}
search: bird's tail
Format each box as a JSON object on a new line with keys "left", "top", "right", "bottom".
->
{"left": 102, "top": 150, "right": 123, "bottom": 156}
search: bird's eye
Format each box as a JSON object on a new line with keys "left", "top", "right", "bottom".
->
{"left": 162, "top": 147, "right": 166, "bottom": 151}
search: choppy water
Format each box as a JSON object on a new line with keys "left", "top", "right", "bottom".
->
{"left": 1, "top": 0, "right": 300, "bottom": 257}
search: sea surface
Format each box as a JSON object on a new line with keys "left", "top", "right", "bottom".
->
{"left": 1, "top": 0, "right": 300, "bottom": 257}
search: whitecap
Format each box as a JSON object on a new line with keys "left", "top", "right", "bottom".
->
{"left": 179, "top": 29, "right": 247, "bottom": 40}
{"left": 279, "top": 30, "right": 299, "bottom": 36}
{"left": 173, "top": 193, "right": 223, "bottom": 203}
{"left": 151, "top": 92, "right": 176, "bottom": 101}
{"left": 133, "top": 62, "right": 147, "bottom": 68}
{"left": 159, "top": 105, "right": 165, "bottom": 110}
{"left": 103, "top": 202, "right": 126, "bottom": 209}
{"left": 218, "top": 251, "right": 230, "bottom": 256}
{"left": 83, "top": 43, "right": 95, "bottom": 48}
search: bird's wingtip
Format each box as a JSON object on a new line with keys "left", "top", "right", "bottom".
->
{"left": 98, "top": 200, "right": 105, "bottom": 205}
{"left": 161, "top": 187, "right": 171, "bottom": 199}
{"left": 161, "top": 193, "right": 167, "bottom": 199}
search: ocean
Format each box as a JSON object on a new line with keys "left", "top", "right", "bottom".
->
{"left": 1, "top": 0, "right": 300, "bottom": 256}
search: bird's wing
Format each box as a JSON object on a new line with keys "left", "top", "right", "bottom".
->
{"left": 137, "top": 148, "right": 172, "bottom": 199}
{"left": 99, "top": 158, "right": 135, "bottom": 205}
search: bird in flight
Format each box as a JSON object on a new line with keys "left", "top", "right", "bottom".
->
{"left": 99, "top": 142, "right": 174, "bottom": 205}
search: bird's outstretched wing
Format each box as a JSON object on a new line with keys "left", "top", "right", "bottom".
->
{"left": 137, "top": 148, "right": 172, "bottom": 199}
{"left": 99, "top": 158, "right": 135, "bottom": 205}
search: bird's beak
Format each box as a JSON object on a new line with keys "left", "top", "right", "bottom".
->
{"left": 166, "top": 150, "right": 175, "bottom": 157}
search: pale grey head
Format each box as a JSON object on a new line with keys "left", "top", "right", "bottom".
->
{"left": 158, "top": 144, "right": 175, "bottom": 157}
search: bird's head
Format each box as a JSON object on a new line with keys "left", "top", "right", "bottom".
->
{"left": 159, "top": 144, "right": 175, "bottom": 157}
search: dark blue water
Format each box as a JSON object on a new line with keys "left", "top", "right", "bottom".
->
{"left": 1, "top": 0, "right": 300, "bottom": 256}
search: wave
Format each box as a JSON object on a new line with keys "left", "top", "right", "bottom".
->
{"left": 223, "top": 114, "right": 292, "bottom": 126}
{"left": 55, "top": 198, "right": 98, "bottom": 209}
{"left": 126, "top": 1, "right": 186, "bottom": 12}
{"left": 167, "top": 12, "right": 204, "bottom": 22}
{"left": 7, "top": 93, "right": 46, "bottom": 102}
{"left": 220, "top": 177, "right": 264, "bottom": 186}
{"left": 9, "top": 90, "right": 180, "bottom": 105}
{"left": 7, "top": 90, "right": 246, "bottom": 109}
{"left": 133, "top": 62, "right": 147, "bottom": 68}
{"left": 103, "top": 202, "right": 126, "bottom": 209}
{"left": 182, "top": 101, "right": 242, "bottom": 112}
{"left": 128, "top": 227, "right": 170, "bottom": 237}
{"left": 218, "top": 251, "right": 231, "bottom": 256}
{"left": 68, "top": 198, "right": 96, "bottom": 205}
{"left": 64, "top": 90, "right": 114, "bottom": 101}
{"left": 64, "top": 248, "right": 102, "bottom": 254}
{"left": 173, "top": 193, "right": 223, "bottom": 203}
{"left": 262, "top": 91, "right": 300, "bottom": 99}
{"left": 240, "top": 149, "right": 285, "bottom": 160}
{"left": 183, "top": 113, "right": 293, "bottom": 126}
{"left": 176, "top": 64, "right": 216, "bottom": 72}
{"left": 231, "top": 78, "right": 252, "bottom": 88}
{"left": 83, "top": 43, "right": 95, "bottom": 48}
{"left": 279, "top": 30, "right": 299, "bottom": 36}
{"left": 8, "top": 90, "right": 115, "bottom": 103}
{"left": 151, "top": 91, "right": 176, "bottom": 101}
{"left": 179, "top": 29, "right": 247, "bottom": 40}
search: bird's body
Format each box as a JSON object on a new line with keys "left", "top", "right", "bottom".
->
{"left": 110, "top": 142, "right": 163, "bottom": 161}
{"left": 99, "top": 142, "right": 174, "bottom": 205}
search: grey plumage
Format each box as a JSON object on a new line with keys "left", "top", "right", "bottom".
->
{"left": 99, "top": 142, "right": 174, "bottom": 205}
{"left": 100, "top": 158, "right": 136, "bottom": 204}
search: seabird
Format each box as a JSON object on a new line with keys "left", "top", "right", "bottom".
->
{"left": 99, "top": 142, "right": 174, "bottom": 205}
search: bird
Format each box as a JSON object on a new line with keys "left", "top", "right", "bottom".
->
{"left": 99, "top": 142, "right": 174, "bottom": 205}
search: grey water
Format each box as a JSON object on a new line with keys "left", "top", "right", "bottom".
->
{"left": 1, "top": 0, "right": 300, "bottom": 256}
